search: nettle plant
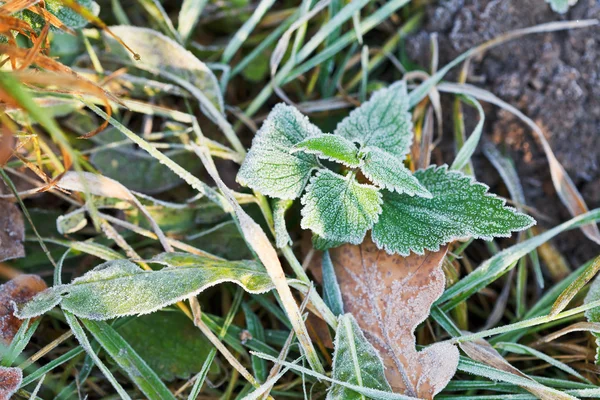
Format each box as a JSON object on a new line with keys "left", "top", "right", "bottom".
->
{"left": 238, "top": 81, "right": 535, "bottom": 254}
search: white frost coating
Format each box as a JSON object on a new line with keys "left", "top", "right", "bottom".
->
{"left": 273, "top": 199, "right": 293, "bottom": 248}
{"left": 372, "top": 165, "right": 536, "bottom": 256}
{"left": 327, "top": 314, "right": 392, "bottom": 399}
{"left": 18, "top": 255, "right": 277, "bottom": 320}
{"left": 237, "top": 103, "right": 321, "bottom": 199}
{"left": 292, "top": 134, "right": 362, "bottom": 168}
{"left": 105, "top": 26, "right": 223, "bottom": 113}
{"left": 0, "top": 366, "right": 22, "bottom": 400}
{"left": 360, "top": 147, "right": 432, "bottom": 198}
{"left": 334, "top": 80, "right": 413, "bottom": 159}
{"left": 300, "top": 170, "right": 382, "bottom": 244}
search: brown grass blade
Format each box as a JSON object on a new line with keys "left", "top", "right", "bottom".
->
{"left": 328, "top": 237, "right": 457, "bottom": 398}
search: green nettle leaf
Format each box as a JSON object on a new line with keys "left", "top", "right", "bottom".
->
{"left": 334, "top": 81, "right": 412, "bottom": 158}
{"left": 292, "top": 134, "right": 361, "bottom": 167}
{"left": 372, "top": 165, "right": 535, "bottom": 256}
{"left": 118, "top": 312, "right": 217, "bottom": 381}
{"left": 237, "top": 104, "right": 321, "bottom": 199}
{"left": 327, "top": 314, "right": 392, "bottom": 399}
{"left": 17, "top": 253, "right": 278, "bottom": 320}
{"left": 301, "top": 170, "right": 382, "bottom": 244}
{"left": 21, "top": 0, "right": 99, "bottom": 32}
{"left": 312, "top": 233, "right": 345, "bottom": 251}
{"left": 546, "top": 0, "right": 578, "bottom": 14}
{"left": 360, "top": 147, "right": 431, "bottom": 198}
{"left": 584, "top": 273, "right": 600, "bottom": 363}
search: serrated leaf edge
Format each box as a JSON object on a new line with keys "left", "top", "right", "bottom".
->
{"left": 372, "top": 164, "right": 536, "bottom": 256}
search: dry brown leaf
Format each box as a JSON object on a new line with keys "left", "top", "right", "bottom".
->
{"left": 0, "top": 274, "right": 46, "bottom": 345}
{"left": 0, "top": 201, "right": 25, "bottom": 263}
{"left": 329, "top": 237, "right": 458, "bottom": 398}
{"left": 0, "top": 366, "right": 22, "bottom": 400}
{"left": 459, "top": 338, "right": 574, "bottom": 400}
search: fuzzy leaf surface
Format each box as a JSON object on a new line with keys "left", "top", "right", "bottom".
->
{"left": 372, "top": 165, "right": 535, "bottom": 256}
{"left": 237, "top": 104, "right": 321, "bottom": 199}
{"left": 292, "top": 134, "right": 361, "bottom": 167}
{"left": 105, "top": 26, "right": 223, "bottom": 113}
{"left": 327, "top": 314, "right": 392, "bottom": 399}
{"left": 335, "top": 81, "right": 412, "bottom": 158}
{"left": 301, "top": 170, "right": 382, "bottom": 244}
{"left": 360, "top": 147, "right": 431, "bottom": 197}
{"left": 273, "top": 199, "right": 293, "bottom": 248}
{"left": 329, "top": 239, "right": 457, "bottom": 398}
{"left": 17, "top": 253, "right": 277, "bottom": 320}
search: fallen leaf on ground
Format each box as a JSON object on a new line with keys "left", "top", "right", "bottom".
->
{"left": 0, "top": 201, "right": 25, "bottom": 262}
{"left": 0, "top": 366, "right": 22, "bottom": 400}
{"left": 329, "top": 237, "right": 457, "bottom": 398}
{"left": 0, "top": 274, "right": 47, "bottom": 345}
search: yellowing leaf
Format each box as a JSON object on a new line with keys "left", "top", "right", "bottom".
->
{"left": 329, "top": 238, "right": 457, "bottom": 398}
{"left": 0, "top": 200, "right": 24, "bottom": 262}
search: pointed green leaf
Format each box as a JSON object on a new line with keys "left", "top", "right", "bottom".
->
{"left": 243, "top": 303, "right": 268, "bottom": 382}
{"left": 17, "top": 253, "right": 279, "bottom": 320}
{"left": 292, "top": 134, "right": 361, "bottom": 167}
{"left": 372, "top": 165, "right": 535, "bottom": 256}
{"left": 322, "top": 251, "right": 344, "bottom": 317}
{"left": 273, "top": 199, "right": 293, "bottom": 248}
{"left": 360, "top": 147, "right": 431, "bottom": 197}
{"left": 334, "top": 81, "right": 412, "bottom": 158}
{"left": 328, "top": 314, "right": 392, "bottom": 399}
{"left": 105, "top": 26, "right": 223, "bottom": 113}
{"left": 237, "top": 104, "right": 321, "bottom": 199}
{"left": 301, "top": 170, "right": 382, "bottom": 244}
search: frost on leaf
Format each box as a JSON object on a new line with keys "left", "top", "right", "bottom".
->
{"left": 21, "top": 0, "right": 99, "bottom": 32}
{"left": 360, "top": 147, "right": 431, "bottom": 198}
{"left": 329, "top": 238, "right": 458, "bottom": 398}
{"left": 105, "top": 26, "right": 224, "bottom": 113}
{"left": 372, "top": 165, "right": 535, "bottom": 256}
{"left": 327, "top": 314, "right": 392, "bottom": 399}
{"left": 301, "top": 170, "right": 382, "bottom": 245}
{"left": 584, "top": 273, "right": 600, "bottom": 363}
{"left": 0, "top": 366, "right": 22, "bottom": 399}
{"left": 546, "top": 0, "right": 578, "bottom": 14}
{"left": 273, "top": 199, "right": 293, "bottom": 248}
{"left": 292, "top": 134, "right": 361, "bottom": 168}
{"left": 0, "top": 275, "right": 47, "bottom": 345}
{"left": 334, "top": 81, "right": 413, "bottom": 159}
{"left": 17, "top": 254, "right": 276, "bottom": 320}
{"left": 237, "top": 104, "right": 321, "bottom": 199}
{"left": 0, "top": 201, "right": 25, "bottom": 263}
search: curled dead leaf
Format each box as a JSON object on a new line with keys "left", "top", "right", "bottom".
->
{"left": 0, "top": 201, "right": 25, "bottom": 263}
{"left": 329, "top": 237, "right": 457, "bottom": 398}
{"left": 0, "top": 366, "right": 22, "bottom": 400}
{"left": 0, "top": 274, "right": 47, "bottom": 345}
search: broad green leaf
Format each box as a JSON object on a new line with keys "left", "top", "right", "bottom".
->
{"left": 328, "top": 314, "right": 392, "bottom": 399}
{"left": 17, "top": 253, "right": 278, "bottom": 320}
{"left": 273, "top": 199, "right": 293, "bottom": 249}
{"left": 321, "top": 251, "right": 344, "bottom": 317}
{"left": 546, "top": 0, "right": 578, "bottom": 13}
{"left": 372, "top": 165, "right": 535, "bottom": 256}
{"left": 301, "top": 170, "right": 382, "bottom": 244}
{"left": 292, "top": 134, "right": 361, "bottom": 167}
{"left": 312, "top": 233, "right": 344, "bottom": 251}
{"left": 105, "top": 26, "right": 223, "bottom": 113}
{"left": 360, "top": 147, "right": 431, "bottom": 198}
{"left": 237, "top": 104, "right": 321, "bottom": 199}
{"left": 118, "top": 312, "right": 217, "bottom": 381}
{"left": 334, "top": 81, "right": 412, "bottom": 158}
{"left": 80, "top": 318, "right": 176, "bottom": 400}
{"left": 584, "top": 269, "right": 600, "bottom": 363}
{"left": 21, "top": 0, "right": 99, "bottom": 32}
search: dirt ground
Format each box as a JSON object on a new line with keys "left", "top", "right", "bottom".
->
{"left": 407, "top": 0, "right": 600, "bottom": 266}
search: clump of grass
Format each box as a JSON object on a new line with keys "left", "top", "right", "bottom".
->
{"left": 1, "top": 1, "right": 600, "bottom": 399}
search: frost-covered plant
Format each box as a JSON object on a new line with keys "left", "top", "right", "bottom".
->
{"left": 237, "top": 81, "right": 535, "bottom": 255}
